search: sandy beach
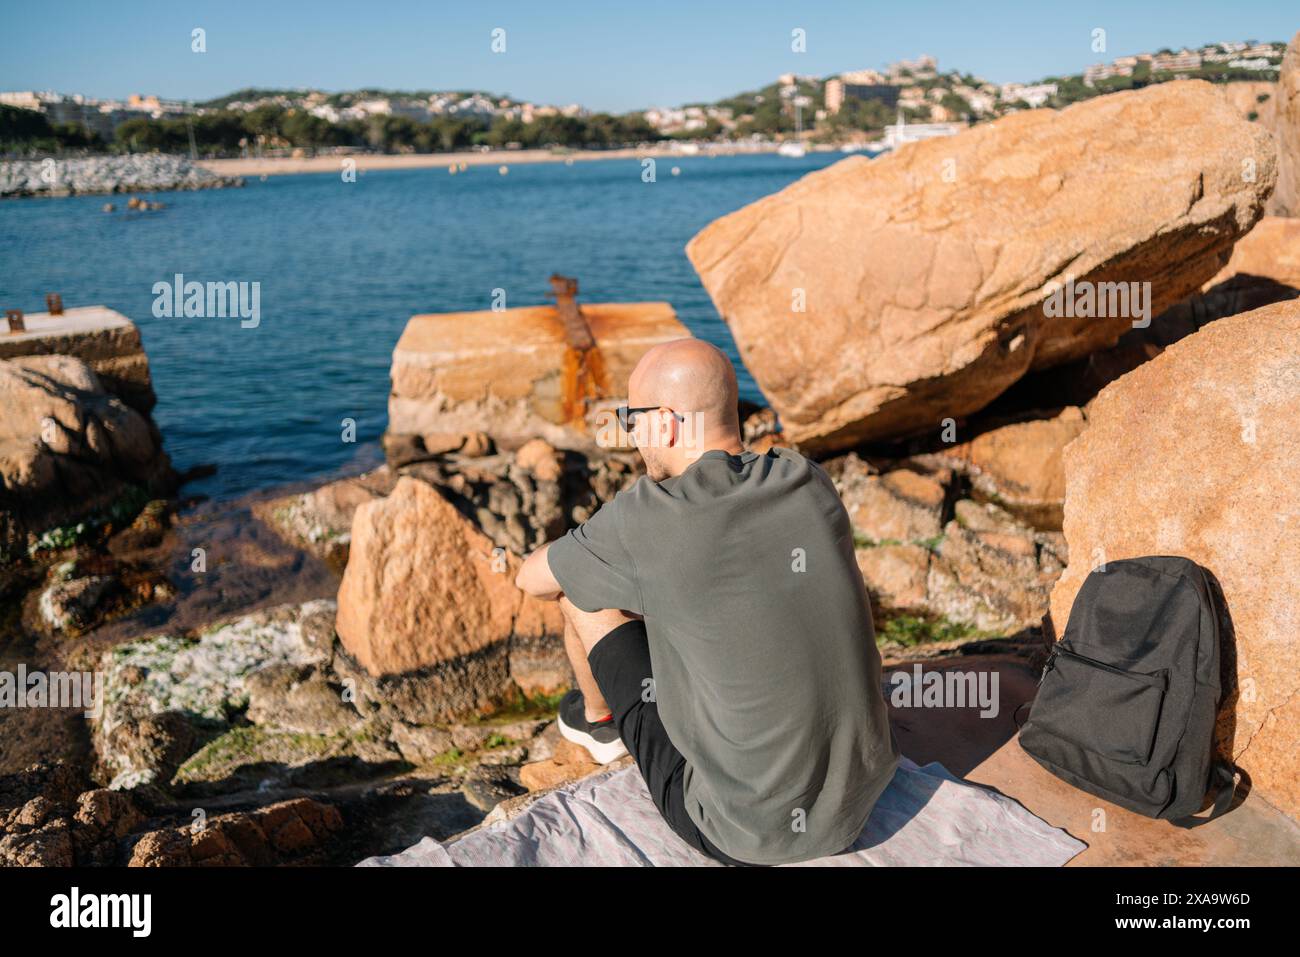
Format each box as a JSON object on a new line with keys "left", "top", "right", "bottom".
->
{"left": 197, "top": 144, "right": 778, "bottom": 178}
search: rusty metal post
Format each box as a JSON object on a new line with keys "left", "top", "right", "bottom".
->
{"left": 6, "top": 309, "right": 25, "bottom": 333}
{"left": 548, "top": 274, "right": 595, "bottom": 351}
{"left": 45, "top": 293, "right": 63, "bottom": 315}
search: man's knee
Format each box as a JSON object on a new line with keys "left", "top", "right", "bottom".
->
{"left": 559, "top": 597, "right": 638, "bottom": 654}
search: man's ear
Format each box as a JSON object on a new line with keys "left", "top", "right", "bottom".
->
{"left": 659, "top": 408, "right": 680, "bottom": 448}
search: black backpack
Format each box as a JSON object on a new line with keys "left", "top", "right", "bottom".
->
{"left": 1019, "top": 556, "right": 1237, "bottom": 826}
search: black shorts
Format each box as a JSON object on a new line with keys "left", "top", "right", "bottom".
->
{"left": 587, "top": 619, "right": 756, "bottom": 867}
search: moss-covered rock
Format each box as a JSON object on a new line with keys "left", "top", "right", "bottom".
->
{"left": 92, "top": 600, "right": 336, "bottom": 789}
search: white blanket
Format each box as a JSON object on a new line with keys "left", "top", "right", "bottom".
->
{"left": 358, "top": 757, "right": 1086, "bottom": 867}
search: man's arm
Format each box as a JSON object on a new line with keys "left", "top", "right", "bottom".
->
{"left": 516, "top": 542, "right": 563, "bottom": 601}
{"left": 522, "top": 492, "right": 644, "bottom": 615}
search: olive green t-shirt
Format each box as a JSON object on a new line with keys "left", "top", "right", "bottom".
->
{"left": 547, "top": 447, "right": 898, "bottom": 865}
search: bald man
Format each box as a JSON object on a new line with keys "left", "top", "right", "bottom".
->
{"left": 516, "top": 339, "right": 898, "bottom": 865}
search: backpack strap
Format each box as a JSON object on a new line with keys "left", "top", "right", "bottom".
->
{"left": 1170, "top": 763, "right": 1238, "bottom": 829}
{"left": 1012, "top": 701, "right": 1032, "bottom": 729}
{"left": 1013, "top": 647, "right": 1060, "bottom": 730}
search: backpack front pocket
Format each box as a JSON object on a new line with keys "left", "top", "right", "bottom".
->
{"left": 1027, "top": 646, "right": 1167, "bottom": 766}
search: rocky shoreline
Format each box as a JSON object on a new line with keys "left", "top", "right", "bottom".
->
{"left": 0, "top": 153, "right": 244, "bottom": 198}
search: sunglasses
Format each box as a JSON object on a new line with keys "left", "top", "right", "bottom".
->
{"left": 617, "top": 405, "right": 680, "bottom": 432}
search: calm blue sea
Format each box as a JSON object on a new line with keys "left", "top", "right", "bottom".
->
{"left": 0, "top": 152, "right": 841, "bottom": 500}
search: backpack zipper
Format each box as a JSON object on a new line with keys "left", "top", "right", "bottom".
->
{"left": 1051, "top": 645, "right": 1167, "bottom": 689}
{"left": 1038, "top": 647, "right": 1059, "bottom": 686}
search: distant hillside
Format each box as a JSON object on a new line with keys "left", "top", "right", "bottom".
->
{"left": 196, "top": 88, "right": 317, "bottom": 110}
{"left": 196, "top": 87, "right": 518, "bottom": 111}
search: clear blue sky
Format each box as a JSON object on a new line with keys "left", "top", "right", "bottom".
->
{"left": 2, "top": 1, "right": 1296, "bottom": 112}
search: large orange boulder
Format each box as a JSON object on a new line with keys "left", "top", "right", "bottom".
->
{"left": 335, "top": 476, "right": 563, "bottom": 716}
{"left": 1266, "top": 31, "right": 1300, "bottom": 217}
{"left": 1218, "top": 81, "right": 1278, "bottom": 129}
{"left": 1, "top": 354, "right": 172, "bottom": 555}
{"left": 1049, "top": 301, "right": 1300, "bottom": 821}
{"left": 687, "top": 81, "right": 1276, "bottom": 453}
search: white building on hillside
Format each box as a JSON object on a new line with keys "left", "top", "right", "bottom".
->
{"left": 999, "top": 82, "right": 1058, "bottom": 107}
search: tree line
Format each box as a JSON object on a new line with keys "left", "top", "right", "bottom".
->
{"left": 1, "top": 103, "right": 679, "bottom": 156}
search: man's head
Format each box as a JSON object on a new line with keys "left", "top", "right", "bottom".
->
{"left": 624, "top": 338, "right": 743, "bottom": 481}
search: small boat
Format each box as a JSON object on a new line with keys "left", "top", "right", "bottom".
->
{"left": 778, "top": 98, "right": 808, "bottom": 157}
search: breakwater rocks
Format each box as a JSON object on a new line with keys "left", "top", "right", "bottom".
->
{"left": 0, "top": 153, "right": 243, "bottom": 198}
